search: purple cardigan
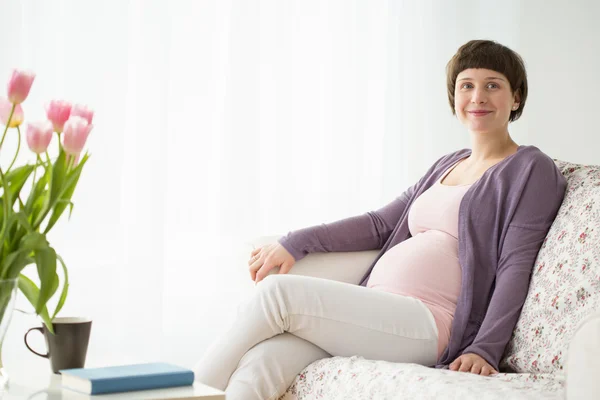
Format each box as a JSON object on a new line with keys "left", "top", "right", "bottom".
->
{"left": 278, "top": 145, "right": 567, "bottom": 371}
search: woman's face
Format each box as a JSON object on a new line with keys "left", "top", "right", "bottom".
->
{"left": 454, "top": 68, "right": 519, "bottom": 134}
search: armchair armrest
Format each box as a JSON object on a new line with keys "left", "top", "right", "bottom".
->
{"left": 245, "top": 234, "right": 379, "bottom": 285}
{"left": 566, "top": 311, "right": 600, "bottom": 399}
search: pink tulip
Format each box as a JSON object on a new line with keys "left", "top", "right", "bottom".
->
{"left": 7, "top": 69, "right": 35, "bottom": 104}
{"left": 26, "top": 121, "right": 53, "bottom": 154}
{"left": 45, "top": 100, "right": 72, "bottom": 133}
{"left": 70, "top": 104, "right": 94, "bottom": 124}
{"left": 0, "top": 97, "right": 24, "bottom": 127}
{"left": 62, "top": 116, "right": 92, "bottom": 155}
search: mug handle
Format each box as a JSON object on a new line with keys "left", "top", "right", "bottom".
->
{"left": 24, "top": 327, "right": 49, "bottom": 358}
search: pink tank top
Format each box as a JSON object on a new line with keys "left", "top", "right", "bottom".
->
{"left": 367, "top": 157, "right": 471, "bottom": 359}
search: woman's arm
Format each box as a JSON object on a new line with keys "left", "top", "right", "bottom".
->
{"left": 277, "top": 195, "right": 410, "bottom": 261}
{"left": 277, "top": 154, "right": 450, "bottom": 262}
{"left": 461, "top": 155, "right": 567, "bottom": 372}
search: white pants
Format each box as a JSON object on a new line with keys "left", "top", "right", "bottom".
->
{"left": 193, "top": 274, "right": 439, "bottom": 400}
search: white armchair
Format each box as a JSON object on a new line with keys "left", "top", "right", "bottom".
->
{"left": 240, "top": 155, "right": 600, "bottom": 400}
{"left": 245, "top": 226, "right": 599, "bottom": 398}
{"left": 566, "top": 311, "right": 600, "bottom": 399}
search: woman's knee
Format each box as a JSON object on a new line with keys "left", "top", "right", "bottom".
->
{"left": 256, "top": 273, "right": 295, "bottom": 293}
{"left": 228, "top": 333, "right": 330, "bottom": 400}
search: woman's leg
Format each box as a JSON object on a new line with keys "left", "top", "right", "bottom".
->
{"left": 226, "top": 332, "right": 330, "bottom": 400}
{"left": 193, "top": 274, "right": 438, "bottom": 397}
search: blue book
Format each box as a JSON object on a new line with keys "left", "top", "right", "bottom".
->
{"left": 59, "top": 362, "right": 195, "bottom": 395}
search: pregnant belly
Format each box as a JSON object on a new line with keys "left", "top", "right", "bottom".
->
{"left": 366, "top": 230, "right": 462, "bottom": 315}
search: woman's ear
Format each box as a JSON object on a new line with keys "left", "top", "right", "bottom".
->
{"left": 513, "top": 89, "right": 522, "bottom": 108}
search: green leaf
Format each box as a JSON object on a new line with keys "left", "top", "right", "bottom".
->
{"left": 35, "top": 247, "right": 57, "bottom": 314}
{"left": 3, "top": 232, "right": 51, "bottom": 279}
{"left": 0, "top": 198, "right": 4, "bottom": 230}
{"left": 1, "top": 211, "right": 36, "bottom": 266}
{"left": 0, "top": 212, "right": 26, "bottom": 278}
{"left": 35, "top": 150, "right": 67, "bottom": 228}
{"left": 25, "top": 165, "right": 50, "bottom": 215}
{"left": 18, "top": 274, "right": 54, "bottom": 334}
{"left": 50, "top": 150, "right": 67, "bottom": 204}
{"left": 8, "top": 217, "right": 18, "bottom": 244}
{"left": 31, "top": 194, "right": 47, "bottom": 226}
{"left": 3, "top": 232, "right": 49, "bottom": 280}
{"left": 2, "top": 248, "right": 30, "bottom": 279}
{"left": 15, "top": 211, "right": 33, "bottom": 233}
{"left": 67, "top": 201, "right": 74, "bottom": 219}
{"left": 0, "top": 212, "right": 18, "bottom": 248}
{"left": 0, "top": 176, "right": 11, "bottom": 239}
{"left": 30, "top": 163, "right": 54, "bottom": 229}
{"left": 6, "top": 211, "right": 33, "bottom": 250}
{"left": 5, "top": 165, "right": 34, "bottom": 208}
{"left": 20, "top": 231, "right": 49, "bottom": 252}
{"left": 43, "top": 153, "right": 89, "bottom": 234}
{"left": 52, "top": 254, "right": 69, "bottom": 320}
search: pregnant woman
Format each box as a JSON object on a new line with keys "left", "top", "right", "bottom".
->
{"left": 194, "top": 39, "right": 567, "bottom": 400}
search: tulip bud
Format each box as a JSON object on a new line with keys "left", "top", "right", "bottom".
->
{"left": 46, "top": 100, "right": 72, "bottom": 133}
{"left": 7, "top": 69, "right": 35, "bottom": 104}
{"left": 70, "top": 104, "right": 94, "bottom": 125}
{"left": 0, "top": 97, "right": 24, "bottom": 127}
{"left": 62, "top": 116, "right": 92, "bottom": 155}
{"left": 26, "top": 121, "right": 53, "bottom": 154}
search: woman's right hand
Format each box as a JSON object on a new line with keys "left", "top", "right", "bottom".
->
{"left": 248, "top": 243, "right": 296, "bottom": 284}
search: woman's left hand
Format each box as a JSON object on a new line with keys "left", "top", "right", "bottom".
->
{"left": 449, "top": 353, "right": 498, "bottom": 376}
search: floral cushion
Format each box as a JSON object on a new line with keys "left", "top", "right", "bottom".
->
{"left": 500, "top": 160, "right": 600, "bottom": 374}
{"left": 279, "top": 356, "right": 565, "bottom": 400}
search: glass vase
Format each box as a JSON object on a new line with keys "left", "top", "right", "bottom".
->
{"left": 0, "top": 278, "right": 19, "bottom": 391}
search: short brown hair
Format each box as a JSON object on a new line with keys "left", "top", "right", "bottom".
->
{"left": 446, "top": 40, "right": 528, "bottom": 123}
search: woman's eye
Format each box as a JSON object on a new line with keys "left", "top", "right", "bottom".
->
{"left": 460, "top": 82, "right": 499, "bottom": 89}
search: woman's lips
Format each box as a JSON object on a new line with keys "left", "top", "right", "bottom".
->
{"left": 468, "top": 111, "right": 492, "bottom": 116}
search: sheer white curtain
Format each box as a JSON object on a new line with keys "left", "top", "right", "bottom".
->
{"left": 5, "top": 0, "right": 594, "bottom": 372}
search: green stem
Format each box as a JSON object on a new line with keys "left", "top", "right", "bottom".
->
{"left": 0, "top": 168, "right": 10, "bottom": 240}
{"left": 56, "top": 132, "right": 63, "bottom": 154}
{"left": 31, "top": 155, "right": 40, "bottom": 195}
{"left": 31, "top": 154, "right": 54, "bottom": 231}
{"left": 0, "top": 105, "right": 18, "bottom": 243}
{"left": 6, "top": 125, "right": 22, "bottom": 174}
{"left": 0, "top": 104, "right": 15, "bottom": 151}
{"left": 67, "top": 154, "right": 75, "bottom": 172}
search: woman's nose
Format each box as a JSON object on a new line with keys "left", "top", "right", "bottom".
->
{"left": 471, "top": 88, "right": 488, "bottom": 104}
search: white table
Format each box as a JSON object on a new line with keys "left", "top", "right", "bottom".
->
{"left": 1, "top": 302, "right": 229, "bottom": 399}
{"left": 3, "top": 373, "right": 225, "bottom": 399}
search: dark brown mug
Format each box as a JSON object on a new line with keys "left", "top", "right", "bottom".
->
{"left": 24, "top": 317, "right": 92, "bottom": 374}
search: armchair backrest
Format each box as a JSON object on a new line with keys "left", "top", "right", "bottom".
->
{"left": 501, "top": 160, "right": 600, "bottom": 374}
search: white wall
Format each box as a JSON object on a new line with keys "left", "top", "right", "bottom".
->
{"left": 0, "top": 0, "right": 598, "bottom": 380}
{"left": 514, "top": 1, "right": 600, "bottom": 165}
